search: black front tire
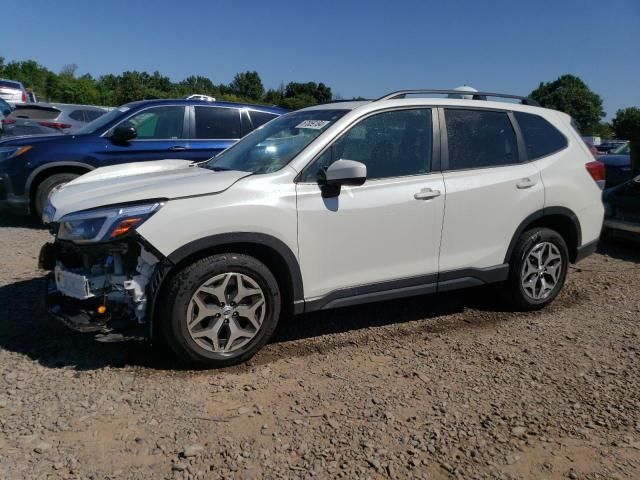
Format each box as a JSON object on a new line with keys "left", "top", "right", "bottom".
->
{"left": 34, "top": 173, "right": 79, "bottom": 220}
{"left": 506, "top": 227, "right": 569, "bottom": 311}
{"left": 159, "top": 253, "right": 281, "bottom": 368}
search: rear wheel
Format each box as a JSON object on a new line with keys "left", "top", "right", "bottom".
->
{"left": 507, "top": 227, "right": 569, "bottom": 310}
{"left": 160, "top": 253, "right": 281, "bottom": 368}
{"left": 34, "top": 173, "right": 79, "bottom": 220}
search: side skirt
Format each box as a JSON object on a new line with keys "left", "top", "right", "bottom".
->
{"left": 303, "top": 264, "right": 509, "bottom": 313}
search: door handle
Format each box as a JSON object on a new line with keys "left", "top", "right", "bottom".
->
{"left": 516, "top": 177, "right": 537, "bottom": 189}
{"left": 414, "top": 188, "right": 441, "bottom": 200}
{"left": 168, "top": 146, "right": 187, "bottom": 152}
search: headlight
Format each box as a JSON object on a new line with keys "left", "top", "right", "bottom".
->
{"left": 57, "top": 202, "right": 164, "bottom": 243}
{"left": 0, "top": 146, "right": 32, "bottom": 162}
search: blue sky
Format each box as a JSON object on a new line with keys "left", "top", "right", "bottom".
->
{"left": 3, "top": 0, "right": 639, "bottom": 118}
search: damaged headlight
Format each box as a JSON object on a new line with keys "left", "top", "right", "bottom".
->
{"left": 57, "top": 202, "right": 164, "bottom": 244}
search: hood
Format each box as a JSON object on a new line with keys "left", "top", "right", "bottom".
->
{"left": 598, "top": 154, "right": 630, "bottom": 167}
{"left": 50, "top": 159, "right": 251, "bottom": 219}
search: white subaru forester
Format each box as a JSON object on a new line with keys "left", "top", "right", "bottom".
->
{"left": 41, "top": 89, "right": 605, "bottom": 367}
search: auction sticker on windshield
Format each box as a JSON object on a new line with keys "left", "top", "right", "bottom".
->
{"left": 296, "top": 120, "right": 330, "bottom": 130}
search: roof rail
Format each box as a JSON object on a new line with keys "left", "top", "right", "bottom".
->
{"left": 376, "top": 89, "right": 540, "bottom": 106}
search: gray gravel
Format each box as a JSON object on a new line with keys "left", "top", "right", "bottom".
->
{"left": 1, "top": 213, "right": 640, "bottom": 479}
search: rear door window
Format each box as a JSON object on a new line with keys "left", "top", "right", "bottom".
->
{"left": 69, "top": 110, "right": 86, "bottom": 122}
{"left": 194, "top": 106, "right": 241, "bottom": 139}
{"left": 249, "top": 111, "right": 279, "bottom": 129}
{"left": 444, "top": 109, "right": 518, "bottom": 170}
{"left": 515, "top": 112, "right": 568, "bottom": 160}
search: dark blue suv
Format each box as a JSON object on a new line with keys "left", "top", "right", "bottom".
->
{"left": 0, "top": 99, "right": 286, "bottom": 217}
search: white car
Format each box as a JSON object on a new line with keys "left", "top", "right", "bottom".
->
{"left": 41, "top": 89, "right": 605, "bottom": 367}
{"left": 0, "top": 78, "right": 28, "bottom": 106}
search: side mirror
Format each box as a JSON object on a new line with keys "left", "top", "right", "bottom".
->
{"left": 111, "top": 123, "right": 137, "bottom": 144}
{"left": 323, "top": 159, "right": 367, "bottom": 186}
{"left": 319, "top": 159, "right": 367, "bottom": 198}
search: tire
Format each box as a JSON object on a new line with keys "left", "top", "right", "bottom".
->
{"left": 34, "top": 173, "right": 79, "bottom": 220}
{"left": 506, "top": 227, "right": 569, "bottom": 311}
{"left": 160, "top": 253, "right": 281, "bottom": 368}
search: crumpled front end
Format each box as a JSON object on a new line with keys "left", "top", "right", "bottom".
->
{"left": 40, "top": 236, "right": 164, "bottom": 338}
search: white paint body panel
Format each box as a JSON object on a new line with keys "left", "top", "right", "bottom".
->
{"left": 297, "top": 174, "right": 445, "bottom": 298}
{"left": 439, "top": 163, "right": 544, "bottom": 271}
{"left": 49, "top": 96, "right": 604, "bottom": 306}
{"left": 137, "top": 169, "right": 299, "bottom": 262}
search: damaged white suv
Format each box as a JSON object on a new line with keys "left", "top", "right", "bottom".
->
{"left": 41, "top": 89, "right": 605, "bottom": 367}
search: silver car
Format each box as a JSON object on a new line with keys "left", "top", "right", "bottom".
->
{"left": 0, "top": 78, "right": 28, "bottom": 106}
{"left": 3, "top": 103, "right": 107, "bottom": 135}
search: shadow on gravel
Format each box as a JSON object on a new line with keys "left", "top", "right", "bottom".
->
{"left": 0, "top": 276, "right": 507, "bottom": 372}
{"left": 0, "top": 212, "right": 46, "bottom": 230}
{"left": 597, "top": 238, "right": 640, "bottom": 264}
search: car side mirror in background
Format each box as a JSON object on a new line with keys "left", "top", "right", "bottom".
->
{"left": 319, "top": 159, "right": 367, "bottom": 197}
{"left": 110, "top": 123, "right": 137, "bottom": 144}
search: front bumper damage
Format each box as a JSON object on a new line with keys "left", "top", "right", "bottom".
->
{"left": 40, "top": 236, "right": 168, "bottom": 339}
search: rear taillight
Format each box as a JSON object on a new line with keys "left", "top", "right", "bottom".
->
{"left": 585, "top": 160, "right": 605, "bottom": 190}
{"left": 21, "top": 91, "right": 27, "bottom": 103}
{"left": 38, "top": 121, "right": 72, "bottom": 130}
{"left": 1, "top": 119, "right": 16, "bottom": 125}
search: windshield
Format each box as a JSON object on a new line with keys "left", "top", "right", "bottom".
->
{"left": 74, "top": 106, "right": 129, "bottom": 134}
{"left": 612, "top": 142, "right": 630, "bottom": 155}
{"left": 203, "top": 109, "right": 348, "bottom": 174}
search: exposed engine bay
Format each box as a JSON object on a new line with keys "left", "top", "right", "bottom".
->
{"left": 40, "top": 237, "right": 161, "bottom": 336}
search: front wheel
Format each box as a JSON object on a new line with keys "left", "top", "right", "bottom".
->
{"left": 160, "top": 253, "right": 281, "bottom": 368}
{"left": 34, "top": 173, "right": 79, "bottom": 220}
{"left": 506, "top": 227, "right": 569, "bottom": 311}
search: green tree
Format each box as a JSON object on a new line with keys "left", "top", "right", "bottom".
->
{"left": 230, "top": 71, "right": 264, "bottom": 100}
{"left": 530, "top": 74, "right": 604, "bottom": 134}
{"left": 612, "top": 107, "right": 640, "bottom": 175}
{"left": 284, "top": 81, "right": 332, "bottom": 103}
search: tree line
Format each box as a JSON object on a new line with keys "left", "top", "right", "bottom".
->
{"left": 1, "top": 58, "right": 638, "bottom": 172}
{"left": 0, "top": 57, "right": 333, "bottom": 110}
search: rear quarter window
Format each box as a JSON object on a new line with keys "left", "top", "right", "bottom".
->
{"left": 515, "top": 112, "right": 568, "bottom": 160}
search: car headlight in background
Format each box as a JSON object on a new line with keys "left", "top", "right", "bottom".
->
{"left": 57, "top": 202, "right": 164, "bottom": 243}
{"left": 0, "top": 146, "right": 32, "bottom": 162}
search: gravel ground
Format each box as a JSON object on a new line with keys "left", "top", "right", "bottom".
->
{"left": 1, "top": 213, "right": 640, "bottom": 480}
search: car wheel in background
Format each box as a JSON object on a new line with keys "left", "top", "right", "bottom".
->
{"left": 34, "top": 173, "right": 79, "bottom": 220}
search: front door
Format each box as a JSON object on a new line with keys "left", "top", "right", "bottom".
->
{"left": 97, "top": 105, "right": 190, "bottom": 166}
{"left": 296, "top": 108, "right": 445, "bottom": 301}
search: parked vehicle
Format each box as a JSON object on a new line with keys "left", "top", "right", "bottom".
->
{"left": 0, "top": 99, "right": 286, "bottom": 217}
{"left": 1, "top": 120, "right": 61, "bottom": 138}
{"left": 2, "top": 103, "right": 108, "bottom": 135}
{"left": 583, "top": 139, "right": 599, "bottom": 158}
{"left": 598, "top": 142, "right": 631, "bottom": 187}
{"left": 0, "top": 98, "right": 11, "bottom": 136}
{"left": 603, "top": 175, "right": 640, "bottom": 241}
{"left": 597, "top": 140, "right": 627, "bottom": 154}
{"left": 185, "top": 94, "right": 216, "bottom": 102}
{"left": 39, "top": 89, "right": 605, "bottom": 368}
{"left": 0, "top": 79, "right": 28, "bottom": 106}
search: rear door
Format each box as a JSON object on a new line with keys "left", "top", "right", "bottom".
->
{"left": 186, "top": 105, "right": 242, "bottom": 161}
{"left": 96, "top": 105, "right": 190, "bottom": 166}
{"left": 438, "top": 108, "right": 544, "bottom": 274}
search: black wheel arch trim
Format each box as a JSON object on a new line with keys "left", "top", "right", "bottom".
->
{"left": 503, "top": 207, "right": 582, "bottom": 264}
{"left": 166, "top": 232, "right": 304, "bottom": 303}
